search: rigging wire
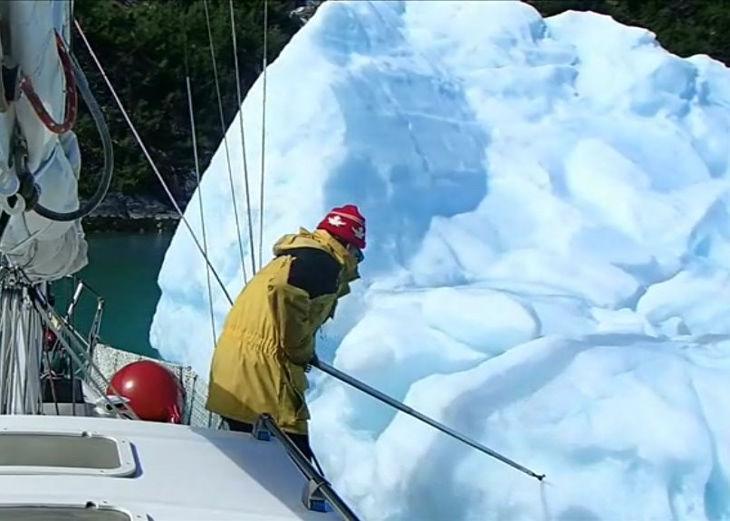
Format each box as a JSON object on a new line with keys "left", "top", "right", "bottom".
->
{"left": 257, "top": 0, "right": 269, "bottom": 271}
{"left": 228, "top": 0, "right": 258, "bottom": 275}
{"left": 203, "top": 0, "right": 249, "bottom": 285}
{"left": 73, "top": 18, "right": 234, "bottom": 307}
{"left": 185, "top": 65, "right": 218, "bottom": 347}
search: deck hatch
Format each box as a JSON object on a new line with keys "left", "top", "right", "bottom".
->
{"left": 0, "top": 506, "right": 131, "bottom": 520}
{"left": 0, "top": 431, "right": 136, "bottom": 476}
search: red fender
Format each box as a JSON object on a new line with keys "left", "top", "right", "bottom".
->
{"left": 108, "top": 361, "right": 185, "bottom": 423}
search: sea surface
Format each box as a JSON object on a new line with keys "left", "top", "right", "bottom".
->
{"left": 53, "top": 232, "right": 172, "bottom": 358}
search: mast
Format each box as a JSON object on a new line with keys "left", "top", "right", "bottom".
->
{"left": 0, "top": 0, "right": 112, "bottom": 413}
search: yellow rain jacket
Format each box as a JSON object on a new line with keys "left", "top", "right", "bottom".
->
{"left": 206, "top": 229, "right": 358, "bottom": 434}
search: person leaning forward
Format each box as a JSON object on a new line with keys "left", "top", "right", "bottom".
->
{"left": 206, "top": 204, "right": 366, "bottom": 460}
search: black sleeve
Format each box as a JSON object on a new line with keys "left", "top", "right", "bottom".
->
{"left": 285, "top": 248, "right": 341, "bottom": 298}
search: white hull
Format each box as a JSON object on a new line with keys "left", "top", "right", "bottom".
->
{"left": 0, "top": 414, "right": 337, "bottom": 520}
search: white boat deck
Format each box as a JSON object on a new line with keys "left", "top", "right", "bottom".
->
{"left": 0, "top": 415, "right": 341, "bottom": 520}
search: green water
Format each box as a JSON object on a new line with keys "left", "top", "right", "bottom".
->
{"left": 52, "top": 232, "right": 172, "bottom": 358}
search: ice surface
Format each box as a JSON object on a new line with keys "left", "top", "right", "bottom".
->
{"left": 151, "top": 1, "right": 730, "bottom": 518}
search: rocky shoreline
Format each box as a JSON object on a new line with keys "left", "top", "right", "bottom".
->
{"left": 82, "top": 193, "right": 180, "bottom": 233}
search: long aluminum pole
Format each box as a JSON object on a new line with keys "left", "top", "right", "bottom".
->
{"left": 313, "top": 360, "right": 545, "bottom": 481}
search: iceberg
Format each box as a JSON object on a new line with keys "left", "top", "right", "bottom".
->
{"left": 151, "top": 1, "right": 730, "bottom": 518}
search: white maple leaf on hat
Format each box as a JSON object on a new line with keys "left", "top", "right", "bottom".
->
{"left": 353, "top": 226, "right": 365, "bottom": 240}
{"left": 328, "top": 215, "right": 347, "bottom": 227}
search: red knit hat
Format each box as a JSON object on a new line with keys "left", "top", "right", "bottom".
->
{"left": 317, "top": 204, "right": 366, "bottom": 249}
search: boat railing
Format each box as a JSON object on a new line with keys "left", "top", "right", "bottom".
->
{"left": 31, "top": 285, "right": 138, "bottom": 420}
{"left": 254, "top": 414, "right": 361, "bottom": 521}
{"left": 53, "top": 275, "right": 105, "bottom": 363}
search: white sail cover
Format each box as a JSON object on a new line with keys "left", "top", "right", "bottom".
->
{"left": 0, "top": 0, "right": 87, "bottom": 281}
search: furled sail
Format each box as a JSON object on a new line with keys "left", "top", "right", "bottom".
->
{"left": 0, "top": 0, "right": 93, "bottom": 281}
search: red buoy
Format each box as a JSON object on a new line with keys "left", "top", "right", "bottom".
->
{"left": 107, "top": 361, "right": 185, "bottom": 424}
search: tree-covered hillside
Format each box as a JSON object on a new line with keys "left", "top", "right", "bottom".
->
{"left": 528, "top": 0, "right": 730, "bottom": 65}
{"left": 74, "top": 0, "right": 300, "bottom": 204}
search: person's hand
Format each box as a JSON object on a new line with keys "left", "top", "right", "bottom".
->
{"left": 304, "top": 353, "right": 319, "bottom": 373}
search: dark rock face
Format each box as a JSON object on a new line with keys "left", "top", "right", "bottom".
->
{"left": 83, "top": 192, "right": 179, "bottom": 232}
{"left": 290, "top": 0, "right": 323, "bottom": 24}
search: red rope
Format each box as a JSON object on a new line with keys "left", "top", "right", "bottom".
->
{"left": 18, "top": 31, "right": 78, "bottom": 134}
